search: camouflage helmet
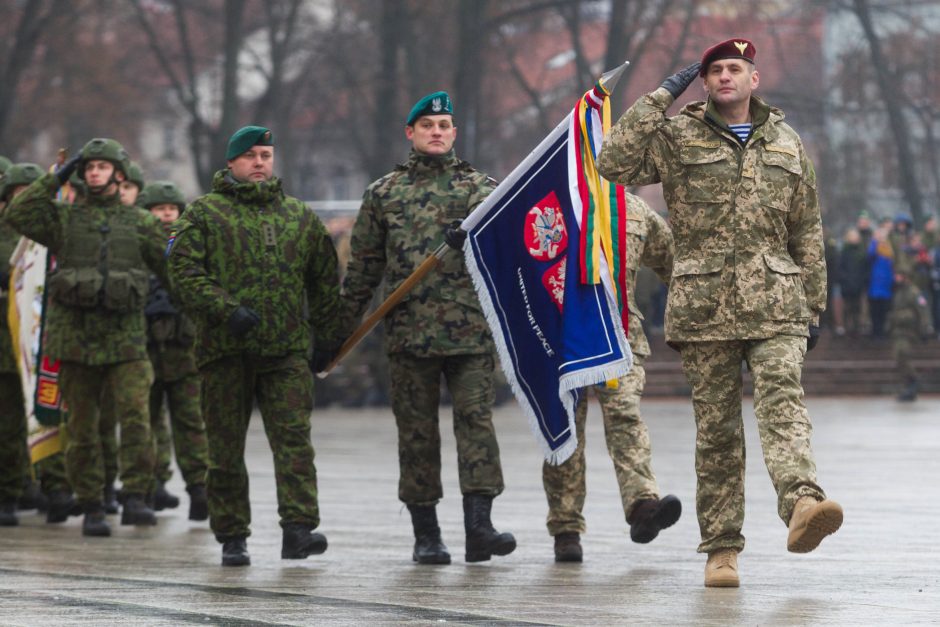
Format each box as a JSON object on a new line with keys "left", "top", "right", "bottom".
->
{"left": 0, "top": 155, "right": 11, "bottom": 174}
{"left": 78, "top": 137, "right": 131, "bottom": 180}
{"left": 125, "top": 161, "right": 145, "bottom": 189}
{"left": 139, "top": 180, "right": 185, "bottom": 211}
{"left": 0, "top": 162, "right": 44, "bottom": 201}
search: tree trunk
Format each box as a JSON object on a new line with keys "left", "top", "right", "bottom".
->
{"left": 455, "top": 0, "right": 488, "bottom": 163}
{"left": 370, "top": 0, "right": 407, "bottom": 180}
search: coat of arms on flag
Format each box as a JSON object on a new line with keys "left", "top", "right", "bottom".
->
{"left": 461, "top": 63, "right": 634, "bottom": 464}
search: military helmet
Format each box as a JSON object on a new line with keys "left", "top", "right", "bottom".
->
{"left": 78, "top": 137, "right": 131, "bottom": 180}
{"left": 140, "top": 180, "right": 185, "bottom": 211}
{"left": 0, "top": 162, "right": 43, "bottom": 201}
{"left": 125, "top": 161, "right": 145, "bottom": 189}
{"left": 0, "top": 155, "right": 11, "bottom": 174}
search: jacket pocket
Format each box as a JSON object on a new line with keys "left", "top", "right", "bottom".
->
{"left": 759, "top": 146, "right": 802, "bottom": 212}
{"left": 47, "top": 267, "right": 103, "bottom": 309}
{"left": 668, "top": 255, "right": 725, "bottom": 327}
{"left": 763, "top": 252, "right": 808, "bottom": 320}
{"left": 677, "top": 144, "right": 735, "bottom": 204}
{"left": 103, "top": 268, "right": 149, "bottom": 312}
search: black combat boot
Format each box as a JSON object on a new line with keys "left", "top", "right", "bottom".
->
{"left": 281, "top": 523, "right": 328, "bottom": 559}
{"left": 153, "top": 483, "right": 180, "bottom": 510}
{"left": 0, "top": 502, "right": 18, "bottom": 526}
{"left": 628, "top": 495, "right": 682, "bottom": 544}
{"left": 553, "top": 532, "right": 583, "bottom": 562}
{"left": 187, "top": 484, "right": 209, "bottom": 521}
{"left": 407, "top": 504, "right": 451, "bottom": 564}
{"left": 82, "top": 502, "right": 111, "bottom": 537}
{"left": 46, "top": 490, "right": 77, "bottom": 524}
{"left": 463, "top": 494, "right": 516, "bottom": 562}
{"left": 17, "top": 480, "right": 47, "bottom": 512}
{"left": 103, "top": 483, "right": 120, "bottom": 514}
{"left": 121, "top": 494, "right": 157, "bottom": 526}
{"left": 221, "top": 537, "right": 250, "bottom": 566}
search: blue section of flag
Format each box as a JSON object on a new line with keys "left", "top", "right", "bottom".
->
{"left": 465, "top": 129, "right": 630, "bottom": 463}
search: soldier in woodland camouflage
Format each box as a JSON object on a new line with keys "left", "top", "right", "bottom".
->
{"left": 597, "top": 38, "right": 842, "bottom": 588}
{"left": 542, "top": 194, "right": 681, "bottom": 562}
{"left": 2, "top": 139, "right": 167, "bottom": 537}
{"left": 167, "top": 126, "right": 342, "bottom": 567}
{"left": 341, "top": 91, "right": 515, "bottom": 565}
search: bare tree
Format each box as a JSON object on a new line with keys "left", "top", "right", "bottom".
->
{"left": 454, "top": 0, "right": 488, "bottom": 163}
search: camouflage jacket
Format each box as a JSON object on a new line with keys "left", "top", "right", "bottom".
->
{"left": 887, "top": 283, "right": 932, "bottom": 339}
{"left": 597, "top": 88, "right": 825, "bottom": 343}
{"left": 148, "top": 223, "right": 198, "bottom": 379}
{"left": 623, "top": 194, "right": 673, "bottom": 357}
{"left": 167, "top": 170, "right": 342, "bottom": 367}
{"left": 342, "top": 149, "right": 495, "bottom": 356}
{"left": 2, "top": 173, "right": 167, "bottom": 365}
{"left": 0, "top": 222, "right": 19, "bottom": 373}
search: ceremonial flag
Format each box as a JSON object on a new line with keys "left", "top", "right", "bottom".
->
{"left": 461, "top": 63, "right": 632, "bottom": 464}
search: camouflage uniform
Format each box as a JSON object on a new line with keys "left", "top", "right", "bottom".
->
{"left": 887, "top": 281, "right": 932, "bottom": 391}
{"left": 2, "top": 173, "right": 166, "bottom": 504}
{"left": 342, "top": 149, "right": 504, "bottom": 505}
{"left": 597, "top": 88, "right": 827, "bottom": 554}
{"left": 167, "top": 170, "right": 341, "bottom": 540}
{"left": 0, "top": 222, "right": 28, "bottom": 505}
{"left": 542, "top": 195, "right": 673, "bottom": 535}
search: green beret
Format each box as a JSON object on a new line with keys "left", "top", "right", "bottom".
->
{"left": 406, "top": 91, "right": 453, "bottom": 126}
{"left": 226, "top": 125, "right": 274, "bottom": 160}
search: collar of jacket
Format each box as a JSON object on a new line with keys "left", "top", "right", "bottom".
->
{"left": 212, "top": 169, "right": 284, "bottom": 205}
{"left": 404, "top": 149, "right": 460, "bottom": 175}
{"left": 85, "top": 188, "right": 123, "bottom": 208}
{"left": 682, "top": 95, "right": 781, "bottom": 141}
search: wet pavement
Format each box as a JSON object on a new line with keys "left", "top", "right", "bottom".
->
{"left": 1, "top": 395, "right": 938, "bottom": 625}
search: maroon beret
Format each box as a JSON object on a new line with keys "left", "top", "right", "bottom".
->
{"left": 699, "top": 38, "right": 756, "bottom": 76}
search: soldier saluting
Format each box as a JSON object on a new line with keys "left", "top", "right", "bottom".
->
{"left": 167, "top": 126, "right": 343, "bottom": 567}
{"left": 597, "top": 39, "right": 842, "bottom": 587}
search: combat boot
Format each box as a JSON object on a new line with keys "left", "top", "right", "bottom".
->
{"left": 704, "top": 548, "right": 739, "bottom": 587}
{"left": 81, "top": 502, "right": 111, "bottom": 537}
{"left": 187, "top": 484, "right": 209, "bottom": 521}
{"left": 627, "top": 495, "right": 682, "bottom": 544}
{"left": 153, "top": 483, "right": 180, "bottom": 511}
{"left": 221, "top": 537, "right": 250, "bottom": 567}
{"left": 897, "top": 380, "right": 918, "bottom": 402}
{"left": 407, "top": 504, "right": 451, "bottom": 564}
{"left": 0, "top": 502, "right": 18, "bottom": 526}
{"left": 463, "top": 494, "right": 516, "bottom": 562}
{"left": 103, "top": 483, "right": 120, "bottom": 515}
{"left": 45, "top": 490, "right": 76, "bottom": 524}
{"left": 281, "top": 523, "right": 328, "bottom": 559}
{"left": 121, "top": 494, "right": 157, "bottom": 526}
{"left": 553, "top": 532, "right": 583, "bottom": 563}
{"left": 17, "top": 480, "right": 47, "bottom": 512}
{"left": 787, "top": 496, "right": 843, "bottom": 553}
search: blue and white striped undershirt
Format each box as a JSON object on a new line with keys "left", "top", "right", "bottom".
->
{"left": 729, "top": 123, "right": 752, "bottom": 144}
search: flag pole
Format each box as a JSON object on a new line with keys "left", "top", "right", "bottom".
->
{"left": 318, "top": 242, "right": 451, "bottom": 377}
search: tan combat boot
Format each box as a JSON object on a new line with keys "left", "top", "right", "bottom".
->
{"left": 704, "top": 548, "right": 739, "bottom": 588}
{"left": 787, "top": 497, "right": 843, "bottom": 553}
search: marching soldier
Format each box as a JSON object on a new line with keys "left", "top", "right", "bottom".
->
{"left": 887, "top": 267, "right": 933, "bottom": 401}
{"left": 139, "top": 180, "right": 209, "bottom": 519}
{"left": 542, "top": 194, "right": 681, "bottom": 562}
{"left": 341, "top": 92, "right": 515, "bottom": 565}
{"left": 3, "top": 138, "right": 166, "bottom": 537}
{"left": 168, "top": 126, "right": 342, "bottom": 566}
{"left": 597, "top": 38, "right": 842, "bottom": 587}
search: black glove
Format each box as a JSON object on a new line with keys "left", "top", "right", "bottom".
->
{"left": 444, "top": 222, "right": 467, "bottom": 251}
{"left": 55, "top": 154, "right": 82, "bottom": 186}
{"left": 659, "top": 62, "right": 702, "bottom": 100}
{"left": 226, "top": 306, "right": 260, "bottom": 338}
{"left": 807, "top": 325, "right": 820, "bottom": 351}
{"left": 310, "top": 348, "right": 338, "bottom": 374}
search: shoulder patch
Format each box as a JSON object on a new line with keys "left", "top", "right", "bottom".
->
{"left": 164, "top": 227, "right": 177, "bottom": 258}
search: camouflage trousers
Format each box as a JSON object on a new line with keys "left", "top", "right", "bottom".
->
{"left": 201, "top": 353, "right": 319, "bottom": 541}
{"left": 59, "top": 360, "right": 155, "bottom": 503}
{"left": 388, "top": 352, "right": 504, "bottom": 505}
{"left": 37, "top": 449, "right": 70, "bottom": 493}
{"left": 679, "top": 336, "right": 825, "bottom": 554}
{"left": 150, "top": 373, "right": 208, "bottom": 488}
{"left": 98, "top": 388, "right": 120, "bottom": 486}
{"left": 892, "top": 336, "right": 917, "bottom": 383}
{"left": 542, "top": 357, "right": 658, "bottom": 536}
{"left": 0, "top": 373, "right": 28, "bottom": 502}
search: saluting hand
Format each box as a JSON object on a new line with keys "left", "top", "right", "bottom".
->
{"left": 660, "top": 62, "right": 702, "bottom": 100}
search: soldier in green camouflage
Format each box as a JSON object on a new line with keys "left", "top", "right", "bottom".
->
{"left": 542, "top": 194, "right": 681, "bottom": 562}
{"left": 0, "top": 163, "right": 42, "bottom": 526}
{"left": 3, "top": 138, "right": 167, "bottom": 537}
{"left": 341, "top": 92, "right": 515, "bottom": 565}
{"left": 597, "top": 38, "right": 843, "bottom": 587}
{"left": 887, "top": 268, "right": 933, "bottom": 401}
{"left": 140, "top": 180, "right": 208, "bottom": 519}
{"left": 167, "top": 126, "right": 342, "bottom": 567}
